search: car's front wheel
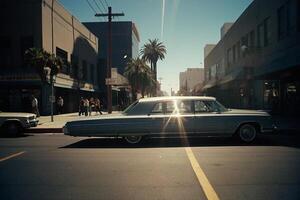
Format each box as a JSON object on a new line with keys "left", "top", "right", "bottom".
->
{"left": 124, "top": 135, "right": 143, "bottom": 144}
{"left": 237, "top": 124, "right": 257, "bottom": 143}
{"left": 2, "top": 122, "right": 23, "bottom": 137}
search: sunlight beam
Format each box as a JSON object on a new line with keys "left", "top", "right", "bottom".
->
{"left": 161, "top": 0, "right": 166, "bottom": 40}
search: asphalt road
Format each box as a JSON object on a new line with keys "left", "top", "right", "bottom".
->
{"left": 0, "top": 133, "right": 300, "bottom": 200}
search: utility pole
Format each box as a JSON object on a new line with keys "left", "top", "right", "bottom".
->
{"left": 95, "top": 7, "right": 124, "bottom": 114}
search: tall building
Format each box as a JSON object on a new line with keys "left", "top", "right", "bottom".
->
{"left": 221, "top": 23, "right": 234, "bottom": 38}
{"left": 83, "top": 21, "right": 140, "bottom": 106}
{"left": 203, "top": 0, "right": 300, "bottom": 115}
{"left": 83, "top": 22, "right": 140, "bottom": 74}
{"left": 0, "top": 0, "right": 100, "bottom": 114}
{"left": 179, "top": 68, "right": 204, "bottom": 94}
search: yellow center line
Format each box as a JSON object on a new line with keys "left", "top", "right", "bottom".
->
{"left": 185, "top": 147, "right": 220, "bottom": 200}
{"left": 0, "top": 151, "right": 26, "bottom": 162}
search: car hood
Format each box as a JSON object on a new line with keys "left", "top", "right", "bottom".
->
{"left": 0, "top": 112, "right": 35, "bottom": 118}
{"left": 70, "top": 113, "right": 127, "bottom": 122}
{"left": 224, "top": 109, "right": 270, "bottom": 116}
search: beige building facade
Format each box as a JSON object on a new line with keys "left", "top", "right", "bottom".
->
{"left": 0, "top": 0, "right": 100, "bottom": 114}
{"left": 179, "top": 68, "right": 204, "bottom": 95}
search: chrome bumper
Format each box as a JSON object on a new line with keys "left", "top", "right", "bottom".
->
{"left": 261, "top": 124, "right": 278, "bottom": 133}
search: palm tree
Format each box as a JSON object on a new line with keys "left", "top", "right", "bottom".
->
{"left": 124, "top": 58, "right": 154, "bottom": 100}
{"left": 140, "top": 39, "right": 166, "bottom": 83}
{"left": 25, "top": 48, "right": 62, "bottom": 120}
{"left": 24, "top": 48, "right": 62, "bottom": 83}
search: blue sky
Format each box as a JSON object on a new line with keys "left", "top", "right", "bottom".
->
{"left": 60, "top": 0, "right": 252, "bottom": 94}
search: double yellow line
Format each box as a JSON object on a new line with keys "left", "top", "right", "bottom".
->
{"left": 185, "top": 147, "right": 220, "bottom": 200}
{"left": 0, "top": 151, "right": 25, "bottom": 162}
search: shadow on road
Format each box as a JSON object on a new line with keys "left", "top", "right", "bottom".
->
{"left": 61, "top": 134, "right": 300, "bottom": 149}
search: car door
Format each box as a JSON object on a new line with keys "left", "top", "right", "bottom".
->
{"left": 147, "top": 101, "right": 166, "bottom": 136}
{"left": 160, "top": 100, "right": 194, "bottom": 135}
{"left": 174, "top": 100, "right": 194, "bottom": 135}
{"left": 193, "top": 100, "right": 230, "bottom": 136}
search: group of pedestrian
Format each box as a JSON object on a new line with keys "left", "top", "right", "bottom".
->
{"left": 79, "top": 97, "right": 102, "bottom": 116}
{"left": 30, "top": 94, "right": 103, "bottom": 117}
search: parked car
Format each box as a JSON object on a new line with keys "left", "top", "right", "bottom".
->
{"left": 63, "top": 96, "right": 277, "bottom": 144}
{"left": 0, "top": 112, "right": 39, "bottom": 136}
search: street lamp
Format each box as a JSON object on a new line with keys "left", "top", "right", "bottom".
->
{"left": 50, "top": 74, "right": 56, "bottom": 122}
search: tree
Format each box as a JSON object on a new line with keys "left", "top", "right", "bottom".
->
{"left": 124, "top": 58, "right": 154, "bottom": 100}
{"left": 25, "top": 48, "right": 62, "bottom": 118}
{"left": 25, "top": 48, "right": 62, "bottom": 84}
{"left": 140, "top": 39, "right": 166, "bottom": 84}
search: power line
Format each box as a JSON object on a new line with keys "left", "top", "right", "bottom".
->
{"left": 97, "top": 0, "right": 107, "bottom": 11}
{"left": 95, "top": 7, "right": 124, "bottom": 114}
{"left": 92, "top": 0, "right": 104, "bottom": 13}
{"left": 85, "top": 0, "right": 97, "bottom": 14}
{"left": 104, "top": 0, "right": 109, "bottom": 7}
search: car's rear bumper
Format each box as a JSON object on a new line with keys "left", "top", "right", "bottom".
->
{"left": 261, "top": 124, "right": 278, "bottom": 134}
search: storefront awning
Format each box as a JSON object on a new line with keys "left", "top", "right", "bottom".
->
{"left": 219, "top": 68, "right": 243, "bottom": 85}
{"left": 202, "top": 83, "right": 215, "bottom": 90}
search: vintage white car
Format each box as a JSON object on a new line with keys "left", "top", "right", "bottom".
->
{"left": 63, "top": 96, "right": 277, "bottom": 144}
{"left": 0, "top": 112, "right": 39, "bottom": 136}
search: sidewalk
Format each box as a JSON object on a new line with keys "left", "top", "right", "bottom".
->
{"left": 27, "top": 111, "right": 121, "bottom": 133}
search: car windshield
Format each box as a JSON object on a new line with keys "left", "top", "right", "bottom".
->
{"left": 122, "top": 100, "right": 139, "bottom": 114}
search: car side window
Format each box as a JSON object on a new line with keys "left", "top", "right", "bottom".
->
{"left": 177, "top": 100, "right": 192, "bottom": 114}
{"left": 165, "top": 101, "right": 175, "bottom": 114}
{"left": 151, "top": 102, "right": 163, "bottom": 114}
{"left": 203, "top": 101, "right": 221, "bottom": 112}
{"left": 194, "top": 100, "right": 209, "bottom": 113}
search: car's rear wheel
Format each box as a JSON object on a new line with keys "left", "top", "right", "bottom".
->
{"left": 3, "top": 122, "right": 23, "bottom": 137}
{"left": 238, "top": 124, "right": 257, "bottom": 143}
{"left": 124, "top": 135, "right": 143, "bottom": 144}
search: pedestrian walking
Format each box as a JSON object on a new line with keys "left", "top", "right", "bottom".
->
{"left": 31, "top": 95, "right": 40, "bottom": 117}
{"left": 79, "top": 97, "right": 84, "bottom": 116}
{"left": 89, "top": 97, "right": 94, "bottom": 116}
{"left": 95, "top": 98, "right": 102, "bottom": 115}
{"left": 84, "top": 98, "right": 89, "bottom": 116}
{"left": 57, "top": 96, "right": 64, "bottom": 114}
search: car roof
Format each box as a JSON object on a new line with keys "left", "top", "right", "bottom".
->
{"left": 138, "top": 96, "right": 216, "bottom": 102}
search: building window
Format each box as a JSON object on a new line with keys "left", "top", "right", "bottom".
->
{"left": 82, "top": 60, "right": 87, "bottom": 81}
{"left": 226, "top": 48, "right": 233, "bottom": 73}
{"left": 0, "top": 36, "right": 11, "bottom": 68}
{"left": 286, "top": 0, "right": 299, "bottom": 35}
{"left": 278, "top": 0, "right": 297, "bottom": 39}
{"left": 20, "top": 36, "right": 33, "bottom": 64}
{"left": 278, "top": 5, "right": 286, "bottom": 40}
{"left": 264, "top": 18, "right": 271, "bottom": 47}
{"left": 56, "top": 47, "right": 68, "bottom": 74}
{"left": 241, "top": 34, "right": 248, "bottom": 57}
{"left": 249, "top": 30, "right": 255, "bottom": 48}
{"left": 232, "top": 45, "right": 236, "bottom": 63}
{"left": 237, "top": 41, "right": 241, "bottom": 59}
{"left": 71, "top": 54, "right": 78, "bottom": 79}
{"left": 298, "top": 0, "right": 300, "bottom": 31}
{"left": 257, "top": 23, "right": 264, "bottom": 47}
{"left": 90, "top": 64, "right": 95, "bottom": 84}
